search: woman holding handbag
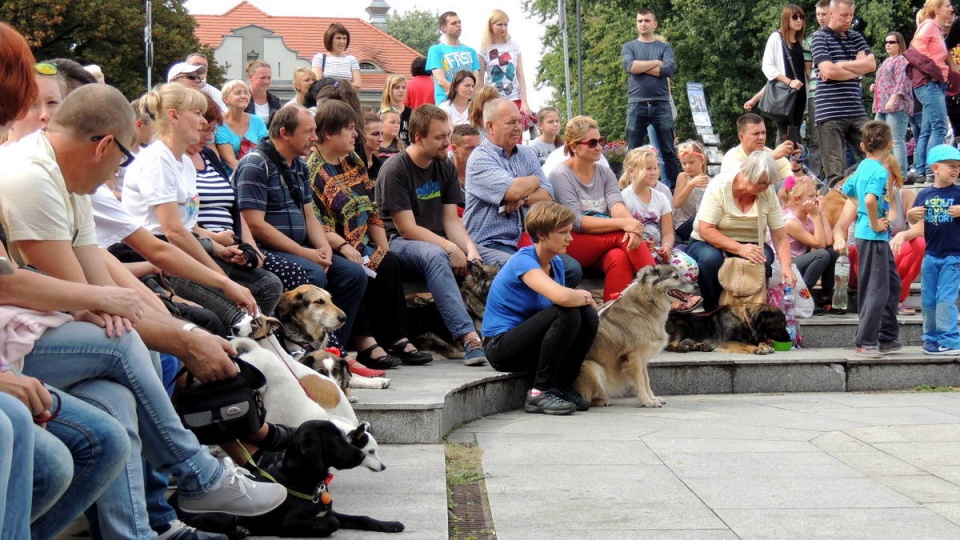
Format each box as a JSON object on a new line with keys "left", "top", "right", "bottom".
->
{"left": 761, "top": 4, "right": 807, "bottom": 142}
{"left": 688, "top": 151, "right": 796, "bottom": 311}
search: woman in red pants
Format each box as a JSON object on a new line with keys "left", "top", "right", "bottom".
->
{"left": 548, "top": 115, "right": 656, "bottom": 301}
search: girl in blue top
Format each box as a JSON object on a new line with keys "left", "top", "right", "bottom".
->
{"left": 482, "top": 201, "right": 599, "bottom": 415}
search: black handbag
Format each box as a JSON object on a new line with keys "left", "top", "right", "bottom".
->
{"left": 174, "top": 358, "right": 267, "bottom": 445}
{"left": 759, "top": 32, "right": 799, "bottom": 123}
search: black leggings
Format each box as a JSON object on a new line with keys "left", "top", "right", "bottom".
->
{"left": 484, "top": 305, "right": 599, "bottom": 391}
{"left": 352, "top": 250, "right": 409, "bottom": 346}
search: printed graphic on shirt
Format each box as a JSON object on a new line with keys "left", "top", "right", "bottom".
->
{"left": 442, "top": 51, "right": 475, "bottom": 76}
{"left": 924, "top": 194, "right": 956, "bottom": 225}
{"left": 487, "top": 49, "right": 517, "bottom": 96}
{"left": 416, "top": 179, "right": 441, "bottom": 201}
{"left": 186, "top": 192, "right": 200, "bottom": 223}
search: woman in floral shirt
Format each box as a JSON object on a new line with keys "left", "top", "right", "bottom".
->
{"left": 873, "top": 31, "right": 914, "bottom": 177}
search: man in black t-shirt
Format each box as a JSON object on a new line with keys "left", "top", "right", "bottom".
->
{"left": 376, "top": 105, "right": 487, "bottom": 366}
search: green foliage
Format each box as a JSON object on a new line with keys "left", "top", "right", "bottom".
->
{"left": 526, "top": 0, "right": 927, "bottom": 149}
{"left": 0, "top": 0, "right": 210, "bottom": 99}
{"left": 386, "top": 8, "right": 439, "bottom": 55}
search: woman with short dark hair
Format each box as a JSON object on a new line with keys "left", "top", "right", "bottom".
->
{"left": 312, "top": 23, "right": 362, "bottom": 89}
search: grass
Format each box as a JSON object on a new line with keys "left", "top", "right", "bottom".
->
{"left": 915, "top": 385, "right": 960, "bottom": 392}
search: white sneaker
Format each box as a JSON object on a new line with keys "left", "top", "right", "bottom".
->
{"left": 178, "top": 458, "right": 286, "bottom": 517}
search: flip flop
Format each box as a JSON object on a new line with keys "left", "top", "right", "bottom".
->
{"left": 671, "top": 294, "right": 703, "bottom": 313}
{"left": 348, "top": 358, "right": 385, "bottom": 378}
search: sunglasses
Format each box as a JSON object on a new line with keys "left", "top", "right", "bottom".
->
{"left": 885, "top": 40, "right": 899, "bottom": 45}
{"left": 35, "top": 62, "right": 58, "bottom": 76}
{"left": 791, "top": 13, "right": 804, "bottom": 20}
{"left": 177, "top": 74, "right": 202, "bottom": 82}
{"left": 92, "top": 135, "right": 136, "bottom": 168}
{"left": 379, "top": 106, "right": 398, "bottom": 115}
{"left": 577, "top": 137, "right": 606, "bottom": 148}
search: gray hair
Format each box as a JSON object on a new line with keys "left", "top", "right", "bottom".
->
{"left": 221, "top": 79, "right": 249, "bottom": 98}
{"left": 739, "top": 150, "right": 779, "bottom": 185}
{"left": 482, "top": 98, "right": 513, "bottom": 125}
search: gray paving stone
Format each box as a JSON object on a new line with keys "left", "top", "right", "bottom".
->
{"left": 807, "top": 406, "right": 960, "bottom": 426}
{"left": 682, "top": 476, "right": 918, "bottom": 509}
{"left": 846, "top": 424, "right": 960, "bottom": 443}
{"left": 497, "top": 529, "right": 738, "bottom": 540}
{"left": 661, "top": 452, "right": 863, "bottom": 479}
{"left": 476, "top": 434, "right": 663, "bottom": 465}
{"left": 873, "top": 475, "right": 960, "bottom": 503}
{"left": 871, "top": 442, "right": 960, "bottom": 468}
{"left": 467, "top": 409, "right": 679, "bottom": 440}
{"left": 925, "top": 502, "right": 960, "bottom": 526}
{"left": 926, "top": 465, "right": 960, "bottom": 485}
{"left": 643, "top": 437, "right": 820, "bottom": 454}
{"left": 716, "top": 508, "right": 960, "bottom": 539}
{"left": 811, "top": 431, "right": 876, "bottom": 452}
{"left": 829, "top": 451, "right": 927, "bottom": 476}
{"left": 647, "top": 419, "right": 825, "bottom": 441}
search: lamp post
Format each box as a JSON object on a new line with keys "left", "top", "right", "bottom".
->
{"left": 144, "top": 0, "right": 153, "bottom": 90}
{"left": 559, "top": 0, "right": 573, "bottom": 121}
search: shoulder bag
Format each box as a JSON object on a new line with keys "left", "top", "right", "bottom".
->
{"left": 718, "top": 209, "right": 768, "bottom": 306}
{"left": 174, "top": 357, "right": 267, "bottom": 445}
{"left": 758, "top": 32, "right": 799, "bottom": 123}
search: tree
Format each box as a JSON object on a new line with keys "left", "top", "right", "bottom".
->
{"left": 1, "top": 0, "right": 213, "bottom": 99}
{"left": 386, "top": 8, "right": 439, "bottom": 55}
{"left": 526, "top": 0, "right": 924, "bottom": 148}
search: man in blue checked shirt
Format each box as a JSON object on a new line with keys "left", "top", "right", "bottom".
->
{"left": 463, "top": 99, "right": 583, "bottom": 286}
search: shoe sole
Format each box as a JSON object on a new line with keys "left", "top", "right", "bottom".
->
{"left": 879, "top": 347, "right": 903, "bottom": 355}
{"left": 524, "top": 404, "right": 575, "bottom": 415}
{"left": 178, "top": 492, "right": 287, "bottom": 517}
{"left": 400, "top": 357, "right": 434, "bottom": 366}
{"left": 462, "top": 355, "right": 487, "bottom": 366}
{"left": 854, "top": 351, "right": 881, "bottom": 359}
{"left": 923, "top": 349, "right": 960, "bottom": 356}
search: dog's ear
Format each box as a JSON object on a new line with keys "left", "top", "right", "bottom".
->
{"left": 263, "top": 316, "right": 283, "bottom": 334}
{"left": 469, "top": 260, "right": 486, "bottom": 282}
{"left": 347, "top": 422, "right": 371, "bottom": 445}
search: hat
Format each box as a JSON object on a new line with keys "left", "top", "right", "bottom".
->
{"left": 928, "top": 144, "right": 960, "bottom": 165}
{"left": 166, "top": 62, "right": 204, "bottom": 82}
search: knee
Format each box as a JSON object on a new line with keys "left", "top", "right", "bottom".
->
{"left": 337, "top": 258, "right": 369, "bottom": 289}
{"left": 422, "top": 243, "right": 451, "bottom": 269}
{"left": 578, "top": 305, "right": 600, "bottom": 332}
{"left": 812, "top": 249, "right": 831, "bottom": 265}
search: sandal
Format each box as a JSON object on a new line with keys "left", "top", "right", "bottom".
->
{"left": 671, "top": 294, "right": 703, "bottom": 313}
{"left": 356, "top": 344, "right": 401, "bottom": 370}
{"left": 348, "top": 358, "right": 386, "bottom": 378}
{"left": 386, "top": 339, "right": 433, "bottom": 366}
{"left": 898, "top": 304, "right": 917, "bottom": 316}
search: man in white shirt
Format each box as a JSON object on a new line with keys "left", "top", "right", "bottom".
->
{"left": 720, "top": 113, "right": 796, "bottom": 181}
{"left": 186, "top": 52, "right": 228, "bottom": 112}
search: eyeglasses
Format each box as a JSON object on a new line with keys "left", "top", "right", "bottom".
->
{"left": 791, "top": 13, "right": 804, "bottom": 20}
{"left": 577, "top": 137, "right": 606, "bottom": 148}
{"left": 35, "top": 62, "right": 58, "bottom": 76}
{"left": 885, "top": 40, "right": 899, "bottom": 45}
{"left": 92, "top": 135, "right": 136, "bottom": 168}
{"left": 177, "top": 74, "right": 202, "bottom": 82}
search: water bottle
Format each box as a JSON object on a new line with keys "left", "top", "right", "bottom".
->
{"left": 783, "top": 286, "right": 799, "bottom": 348}
{"left": 833, "top": 254, "right": 850, "bottom": 312}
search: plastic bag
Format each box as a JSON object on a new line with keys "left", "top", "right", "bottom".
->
{"left": 768, "top": 262, "right": 815, "bottom": 318}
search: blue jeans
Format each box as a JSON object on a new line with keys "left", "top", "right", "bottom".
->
{"left": 390, "top": 237, "right": 475, "bottom": 339}
{"left": 30, "top": 388, "right": 129, "bottom": 539}
{"left": 477, "top": 243, "right": 584, "bottom": 288}
{"left": 0, "top": 392, "right": 40, "bottom": 539}
{"left": 914, "top": 82, "right": 948, "bottom": 176}
{"left": 626, "top": 100, "right": 679, "bottom": 190}
{"left": 21, "top": 322, "right": 224, "bottom": 539}
{"left": 921, "top": 254, "right": 960, "bottom": 349}
{"left": 646, "top": 126, "right": 670, "bottom": 185}
{"left": 876, "top": 110, "right": 910, "bottom": 176}
{"left": 688, "top": 240, "right": 774, "bottom": 311}
{"left": 268, "top": 251, "right": 367, "bottom": 343}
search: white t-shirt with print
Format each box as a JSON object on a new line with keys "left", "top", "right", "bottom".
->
{"left": 480, "top": 40, "right": 523, "bottom": 101}
{"left": 621, "top": 186, "right": 672, "bottom": 244}
{"left": 122, "top": 140, "right": 200, "bottom": 235}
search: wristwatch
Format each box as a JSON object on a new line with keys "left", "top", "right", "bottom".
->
{"left": 523, "top": 195, "right": 530, "bottom": 205}
{"left": 182, "top": 322, "right": 199, "bottom": 333}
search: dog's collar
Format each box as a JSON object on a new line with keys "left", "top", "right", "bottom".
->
{"left": 236, "top": 442, "right": 333, "bottom": 503}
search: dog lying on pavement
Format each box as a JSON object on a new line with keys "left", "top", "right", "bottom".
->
{"left": 575, "top": 265, "right": 700, "bottom": 408}
{"left": 665, "top": 302, "right": 790, "bottom": 355}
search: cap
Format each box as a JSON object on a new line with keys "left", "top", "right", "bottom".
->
{"left": 927, "top": 144, "right": 960, "bottom": 165}
{"left": 167, "top": 62, "right": 204, "bottom": 82}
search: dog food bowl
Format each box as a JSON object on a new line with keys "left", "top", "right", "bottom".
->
{"left": 771, "top": 341, "right": 792, "bottom": 352}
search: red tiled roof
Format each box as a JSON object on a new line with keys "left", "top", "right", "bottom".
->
{"left": 193, "top": 1, "right": 421, "bottom": 92}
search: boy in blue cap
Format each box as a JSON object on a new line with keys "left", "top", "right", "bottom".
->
{"left": 907, "top": 144, "right": 960, "bottom": 356}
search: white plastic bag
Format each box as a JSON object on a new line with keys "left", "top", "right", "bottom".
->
{"left": 769, "top": 262, "right": 815, "bottom": 318}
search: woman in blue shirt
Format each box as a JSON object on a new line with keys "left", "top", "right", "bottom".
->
{"left": 482, "top": 201, "right": 599, "bottom": 415}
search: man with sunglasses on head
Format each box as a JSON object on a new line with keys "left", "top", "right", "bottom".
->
{"left": 185, "top": 53, "right": 228, "bottom": 113}
{"left": 463, "top": 99, "right": 583, "bottom": 286}
{"left": 622, "top": 7, "right": 680, "bottom": 189}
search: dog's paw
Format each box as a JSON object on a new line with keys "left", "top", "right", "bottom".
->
{"left": 696, "top": 342, "right": 716, "bottom": 352}
{"left": 590, "top": 398, "right": 611, "bottom": 407}
{"left": 755, "top": 343, "right": 774, "bottom": 355}
{"left": 348, "top": 395, "right": 359, "bottom": 403}
{"left": 370, "top": 377, "right": 391, "bottom": 389}
{"left": 637, "top": 398, "right": 664, "bottom": 408}
{"left": 374, "top": 521, "right": 405, "bottom": 533}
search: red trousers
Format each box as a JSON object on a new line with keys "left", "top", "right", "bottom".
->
{"left": 848, "top": 236, "right": 924, "bottom": 303}
{"left": 566, "top": 231, "right": 656, "bottom": 301}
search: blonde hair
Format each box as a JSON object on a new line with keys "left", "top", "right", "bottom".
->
{"left": 139, "top": 83, "right": 208, "bottom": 136}
{"left": 918, "top": 0, "right": 946, "bottom": 25}
{"left": 562, "top": 115, "right": 599, "bottom": 156}
{"left": 480, "top": 9, "right": 510, "bottom": 51}
{"left": 620, "top": 147, "right": 659, "bottom": 189}
{"left": 292, "top": 67, "right": 315, "bottom": 96}
{"left": 379, "top": 108, "right": 406, "bottom": 151}
{"left": 884, "top": 154, "right": 904, "bottom": 188}
{"left": 245, "top": 60, "right": 271, "bottom": 78}
{"left": 381, "top": 75, "right": 407, "bottom": 109}
{"left": 469, "top": 85, "right": 500, "bottom": 128}
{"left": 777, "top": 175, "right": 816, "bottom": 207}
{"left": 221, "top": 79, "right": 250, "bottom": 99}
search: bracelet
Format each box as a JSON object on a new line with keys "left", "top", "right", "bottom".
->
{"left": 333, "top": 242, "right": 347, "bottom": 252}
{"left": 182, "top": 322, "right": 199, "bottom": 333}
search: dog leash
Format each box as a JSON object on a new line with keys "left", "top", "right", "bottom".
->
{"left": 236, "top": 442, "right": 333, "bottom": 504}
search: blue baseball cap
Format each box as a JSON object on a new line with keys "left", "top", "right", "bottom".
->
{"left": 927, "top": 144, "right": 960, "bottom": 165}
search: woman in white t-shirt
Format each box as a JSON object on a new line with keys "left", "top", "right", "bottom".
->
{"left": 479, "top": 10, "right": 531, "bottom": 117}
{"left": 437, "top": 71, "right": 476, "bottom": 127}
{"left": 311, "top": 23, "right": 362, "bottom": 90}
{"left": 123, "top": 84, "right": 267, "bottom": 328}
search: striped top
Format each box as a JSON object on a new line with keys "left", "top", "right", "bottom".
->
{"left": 811, "top": 27, "right": 872, "bottom": 124}
{"left": 196, "top": 152, "right": 236, "bottom": 233}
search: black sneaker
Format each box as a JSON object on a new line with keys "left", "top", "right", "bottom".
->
{"left": 879, "top": 340, "right": 903, "bottom": 354}
{"left": 558, "top": 387, "right": 591, "bottom": 411}
{"left": 524, "top": 389, "right": 575, "bottom": 415}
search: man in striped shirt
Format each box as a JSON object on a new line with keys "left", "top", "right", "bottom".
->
{"left": 810, "top": 0, "right": 876, "bottom": 188}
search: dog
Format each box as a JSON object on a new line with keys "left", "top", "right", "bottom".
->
{"left": 666, "top": 302, "right": 790, "bottom": 355}
{"left": 407, "top": 260, "right": 500, "bottom": 358}
{"left": 574, "top": 265, "right": 700, "bottom": 408}
{"left": 175, "top": 421, "right": 399, "bottom": 538}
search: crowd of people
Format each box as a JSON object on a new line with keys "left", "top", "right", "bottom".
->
{"left": 4, "top": 0, "right": 960, "bottom": 536}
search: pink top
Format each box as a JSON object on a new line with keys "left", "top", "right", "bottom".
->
{"left": 783, "top": 208, "right": 814, "bottom": 258}
{"left": 872, "top": 55, "right": 915, "bottom": 115}
{"left": 913, "top": 19, "right": 949, "bottom": 80}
